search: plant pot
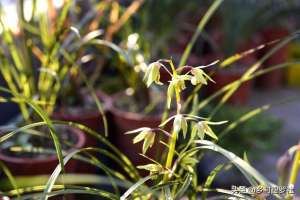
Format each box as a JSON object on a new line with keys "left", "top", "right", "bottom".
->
{"left": 208, "top": 69, "right": 253, "bottom": 105}
{"left": 52, "top": 90, "right": 112, "bottom": 174}
{"left": 256, "top": 27, "right": 289, "bottom": 89}
{"left": 0, "top": 127, "right": 86, "bottom": 176}
{"left": 109, "top": 93, "right": 171, "bottom": 170}
{"left": 206, "top": 54, "right": 255, "bottom": 105}
{"left": 53, "top": 90, "right": 111, "bottom": 146}
{"left": 286, "top": 42, "right": 300, "bottom": 87}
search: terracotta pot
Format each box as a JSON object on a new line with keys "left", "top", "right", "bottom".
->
{"left": 256, "top": 27, "right": 289, "bottom": 89}
{"left": 208, "top": 70, "right": 253, "bottom": 105}
{"left": 52, "top": 91, "right": 112, "bottom": 174}
{"left": 238, "top": 33, "right": 263, "bottom": 58}
{"left": 53, "top": 90, "right": 111, "bottom": 146}
{"left": 109, "top": 93, "right": 171, "bottom": 170}
{"left": 206, "top": 53, "right": 255, "bottom": 105}
{"left": 0, "top": 128, "right": 85, "bottom": 176}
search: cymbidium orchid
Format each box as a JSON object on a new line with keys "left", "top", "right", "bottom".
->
{"left": 143, "top": 62, "right": 163, "bottom": 87}
{"left": 191, "top": 68, "right": 214, "bottom": 85}
{"left": 129, "top": 59, "right": 225, "bottom": 180}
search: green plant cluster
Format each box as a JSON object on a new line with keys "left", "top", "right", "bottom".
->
{"left": 0, "top": 0, "right": 299, "bottom": 200}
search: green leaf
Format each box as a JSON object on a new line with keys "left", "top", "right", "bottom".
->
{"left": 174, "top": 174, "right": 192, "bottom": 199}
{"left": 182, "top": 157, "right": 198, "bottom": 166}
{"left": 4, "top": 184, "right": 118, "bottom": 200}
{"left": 164, "top": 186, "right": 173, "bottom": 200}
{"left": 195, "top": 140, "right": 274, "bottom": 188}
{"left": 0, "top": 119, "right": 140, "bottom": 183}
{"left": 159, "top": 115, "right": 176, "bottom": 127}
{"left": 182, "top": 116, "right": 188, "bottom": 139}
{"left": 0, "top": 161, "right": 20, "bottom": 199}
{"left": 179, "top": 0, "right": 223, "bottom": 66}
{"left": 190, "top": 122, "right": 198, "bottom": 140}
{"left": 180, "top": 152, "right": 198, "bottom": 174}
{"left": 243, "top": 152, "right": 250, "bottom": 164}
{"left": 120, "top": 175, "right": 157, "bottom": 200}
{"left": 202, "top": 164, "right": 224, "bottom": 200}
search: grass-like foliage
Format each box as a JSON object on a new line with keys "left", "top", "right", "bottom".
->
{"left": 0, "top": 0, "right": 300, "bottom": 200}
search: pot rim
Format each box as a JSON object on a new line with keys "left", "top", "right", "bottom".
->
{"left": 0, "top": 127, "right": 86, "bottom": 164}
{"left": 53, "top": 90, "right": 112, "bottom": 120}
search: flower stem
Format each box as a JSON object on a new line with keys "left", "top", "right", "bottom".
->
{"left": 163, "top": 130, "right": 177, "bottom": 182}
{"left": 163, "top": 62, "right": 181, "bottom": 182}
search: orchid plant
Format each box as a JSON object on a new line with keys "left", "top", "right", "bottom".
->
{"left": 123, "top": 60, "right": 251, "bottom": 199}
{"left": 120, "top": 57, "right": 299, "bottom": 199}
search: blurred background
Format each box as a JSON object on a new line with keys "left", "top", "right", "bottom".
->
{"left": 0, "top": 0, "right": 300, "bottom": 196}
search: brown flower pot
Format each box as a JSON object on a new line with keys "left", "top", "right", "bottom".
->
{"left": 0, "top": 128, "right": 85, "bottom": 176}
{"left": 208, "top": 70, "right": 253, "bottom": 105}
{"left": 206, "top": 54, "right": 255, "bottom": 105}
{"left": 256, "top": 27, "right": 289, "bottom": 89}
{"left": 53, "top": 90, "right": 111, "bottom": 146}
{"left": 52, "top": 91, "right": 111, "bottom": 174}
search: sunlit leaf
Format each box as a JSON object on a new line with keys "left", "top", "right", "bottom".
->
{"left": 202, "top": 164, "right": 224, "bottom": 200}
{"left": 120, "top": 175, "right": 157, "bottom": 200}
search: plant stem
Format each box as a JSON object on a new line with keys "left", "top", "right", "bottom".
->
{"left": 163, "top": 130, "right": 177, "bottom": 182}
{"left": 163, "top": 61, "right": 180, "bottom": 182}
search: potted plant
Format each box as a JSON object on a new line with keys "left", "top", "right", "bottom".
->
{"left": 239, "top": 0, "right": 300, "bottom": 89}
{"left": 256, "top": 26, "right": 290, "bottom": 89}
{"left": 197, "top": 0, "right": 266, "bottom": 105}
{"left": 286, "top": 40, "right": 300, "bottom": 87}
{"left": 109, "top": 82, "right": 172, "bottom": 166}
{"left": 1, "top": 1, "right": 300, "bottom": 199}
{"left": 0, "top": 0, "right": 91, "bottom": 175}
{"left": 1, "top": 53, "right": 299, "bottom": 200}
{"left": 0, "top": 125, "right": 85, "bottom": 176}
{"left": 205, "top": 54, "right": 255, "bottom": 105}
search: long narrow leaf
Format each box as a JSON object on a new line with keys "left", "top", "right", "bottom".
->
{"left": 120, "top": 175, "right": 157, "bottom": 200}
{"left": 195, "top": 140, "right": 274, "bottom": 187}
{"left": 179, "top": 0, "right": 223, "bottom": 66}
